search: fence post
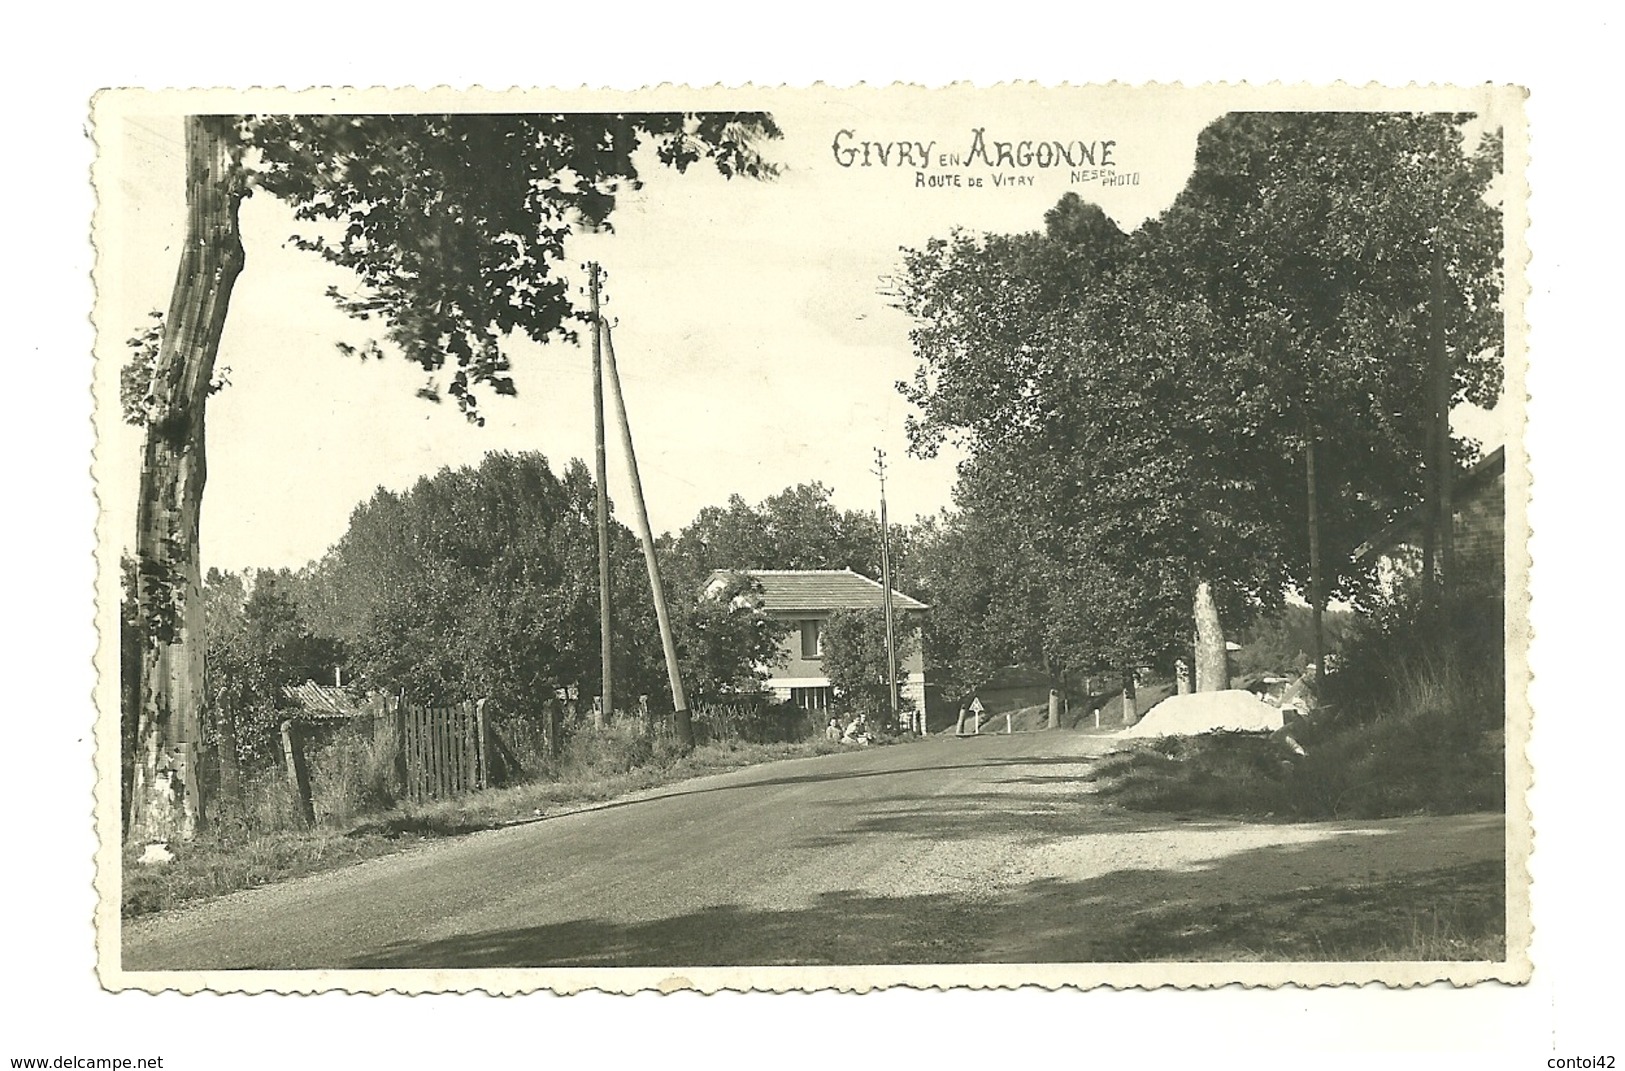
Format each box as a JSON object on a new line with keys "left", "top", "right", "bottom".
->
{"left": 394, "top": 692, "right": 408, "bottom": 801}
{"left": 462, "top": 702, "right": 476, "bottom": 792}
{"left": 279, "top": 719, "right": 316, "bottom": 827}
{"left": 546, "top": 697, "right": 562, "bottom": 760}
{"left": 475, "top": 699, "right": 489, "bottom": 789}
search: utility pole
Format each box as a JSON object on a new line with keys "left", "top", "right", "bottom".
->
{"left": 1305, "top": 416, "right": 1324, "bottom": 675}
{"left": 1432, "top": 243, "right": 1455, "bottom": 609}
{"left": 588, "top": 263, "right": 613, "bottom": 730}
{"left": 599, "top": 308, "right": 695, "bottom": 750}
{"left": 874, "top": 448, "right": 902, "bottom": 731}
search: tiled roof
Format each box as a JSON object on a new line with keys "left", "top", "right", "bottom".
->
{"left": 717, "top": 568, "right": 928, "bottom": 612}
{"left": 282, "top": 680, "right": 364, "bottom": 720}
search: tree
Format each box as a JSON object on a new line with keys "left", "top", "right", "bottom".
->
{"left": 666, "top": 482, "right": 894, "bottom": 582}
{"left": 894, "top": 114, "right": 1503, "bottom": 696}
{"left": 125, "top": 112, "right": 780, "bottom": 845}
{"left": 300, "top": 451, "right": 665, "bottom": 730}
{"left": 896, "top": 206, "right": 1215, "bottom": 689}
{"left": 201, "top": 568, "right": 341, "bottom": 816}
{"left": 672, "top": 571, "right": 791, "bottom": 705}
{"left": 821, "top": 608, "right": 920, "bottom": 718}
{"left": 1149, "top": 112, "right": 1504, "bottom": 648}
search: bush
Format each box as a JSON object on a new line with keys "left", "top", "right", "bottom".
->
{"left": 693, "top": 697, "right": 824, "bottom": 745}
{"left": 309, "top": 720, "right": 402, "bottom": 824}
{"left": 1288, "top": 652, "right": 1503, "bottom": 817}
{"left": 560, "top": 721, "right": 687, "bottom": 778}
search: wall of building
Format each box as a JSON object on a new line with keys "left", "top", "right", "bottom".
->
{"left": 765, "top": 618, "right": 927, "bottom": 702}
{"left": 1453, "top": 468, "right": 1506, "bottom": 599}
{"left": 774, "top": 612, "right": 833, "bottom": 682}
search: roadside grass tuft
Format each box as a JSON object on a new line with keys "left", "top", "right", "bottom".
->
{"left": 121, "top": 829, "right": 424, "bottom": 918}
{"left": 1089, "top": 735, "right": 1290, "bottom": 817}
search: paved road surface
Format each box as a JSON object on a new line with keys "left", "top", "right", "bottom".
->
{"left": 123, "top": 732, "right": 1503, "bottom": 969}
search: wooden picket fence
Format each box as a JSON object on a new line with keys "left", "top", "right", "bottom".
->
{"left": 398, "top": 698, "right": 490, "bottom": 803}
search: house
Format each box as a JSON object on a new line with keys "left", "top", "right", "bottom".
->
{"left": 710, "top": 568, "right": 929, "bottom": 715}
{"left": 1353, "top": 445, "right": 1506, "bottom": 601}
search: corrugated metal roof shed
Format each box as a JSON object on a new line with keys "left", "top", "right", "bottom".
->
{"left": 719, "top": 568, "right": 928, "bottom": 612}
{"left": 282, "top": 680, "right": 364, "bottom": 720}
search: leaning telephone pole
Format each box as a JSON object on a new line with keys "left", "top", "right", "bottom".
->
{"left": 588, "top": 264, "right": 613, "bottom": 730}
{"left": 599, "top": 306, "right": 695, "bottom": 750}
{"left": 874, "top": 448, "right": 902, "bottom": 731}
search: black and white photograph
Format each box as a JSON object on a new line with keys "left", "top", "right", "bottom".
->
{"left": 88, "top": 84, "right": 1530, "bottom": 993}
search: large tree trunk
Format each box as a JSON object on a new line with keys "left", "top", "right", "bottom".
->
{"left": 127, "top": 116, "right": 245, "bottom": 848}
{"left": 1193, "top": 580, "right": 1228, "bottom": 691}
{"left": 119, "top": 608, "right": 142, "bottom": 838}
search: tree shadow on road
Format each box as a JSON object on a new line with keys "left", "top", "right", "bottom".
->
{"left": 480, "top": 754, "right": 1102, "bottom": 832}
{"left": 341, "top": 828, "right": 1506, "bottom": 969}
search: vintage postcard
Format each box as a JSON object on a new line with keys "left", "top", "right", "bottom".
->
{"left": 92, "top": 83, "right": 1530, "bottom": 994}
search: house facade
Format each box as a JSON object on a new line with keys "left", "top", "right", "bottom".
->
{"left": 712, "top": 568, "right": 928, "bottom": 715}
{"left": 1353, "top": 445, "right": 1506, "bottom": 601}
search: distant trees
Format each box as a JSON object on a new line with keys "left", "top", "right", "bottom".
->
{"left": 665, "top": 481, "right": 897, "bottom": 582}
{"left": 299, "top": 451, "right": 664, "bottom": 726}
{"left": 291, "top": 453, "right": 805, "bottom": 729}
{"left": 896, "top": 114, "right": 1505, "bottom": 697}
{"left": 201, "top": 567, "right": 341, "bottom": 815}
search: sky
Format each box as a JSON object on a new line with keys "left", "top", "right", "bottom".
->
{"left": 95, "top": 87, "right": 1510, "bottom": 573}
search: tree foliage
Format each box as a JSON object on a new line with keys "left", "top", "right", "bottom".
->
{"left": 1150, "top": 112, "right": 1504, "bottom": 598}
{"left": 298, "top": 451, "right": 665, "bottom": 724}
{"left": 675, "top": 571, "right": 790, "bottom": 704}
{"left": 665, "top": 481, "right": 898, "bottom": 583}
{"left": 248, "top": 113, "right": 780, "bottom": 420}
{"left": 202, "top": 568, "right": 341, "bottom": 768}
{"left": 820, "top": 608, "right": 920, "bottom": 717}
{"left": 895, "top": 114, "right": 1504, "bottom": 689}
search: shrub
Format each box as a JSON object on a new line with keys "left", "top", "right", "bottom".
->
{"left": 561, "top": 721, "right": 665, "bottom": 777}
{"left": 308, "top": 720, "right": 402, "bottom": 824}
{"left": 693, "top": 697, "right": 824, "bottom": 744}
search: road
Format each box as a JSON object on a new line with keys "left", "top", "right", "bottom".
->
{"left": 123, "top": 731, "right": 1504, "bottom": 969}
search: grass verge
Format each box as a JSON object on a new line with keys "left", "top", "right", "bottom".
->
{"left": 123, "top": 736, "right": 847, "bottom": 919}
{"left": 1094, "top": 860, "right": 1506, "bottom": 961}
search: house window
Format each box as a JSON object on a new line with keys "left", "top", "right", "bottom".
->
{"left": 800, "top": 619, "right": 822, "bottom": 659}
{"left": 791, "top": 686, "right": 832, "bottom": 711}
